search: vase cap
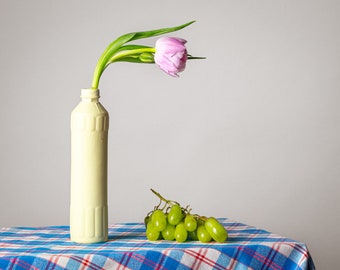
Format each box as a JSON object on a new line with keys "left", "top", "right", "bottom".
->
{"left": 81, "top": 88, "right": 100, "bottom": 98}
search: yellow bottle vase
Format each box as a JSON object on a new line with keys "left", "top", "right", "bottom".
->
{"left": 70, "top": 89, "right": 109, "bottom": 243}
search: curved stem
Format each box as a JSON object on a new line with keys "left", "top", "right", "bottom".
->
{"left": 91, "top": 32, "right": 136, "bottom": 89}
{"left": 91, "top": 47, "right": 156, "bottom": 89}
{"left": 108, "top": 48, "right": 156, "bottom": 64}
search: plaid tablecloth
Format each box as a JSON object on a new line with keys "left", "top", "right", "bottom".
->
{"left": 0, "top": 219, "right": 315, "bottom": 270}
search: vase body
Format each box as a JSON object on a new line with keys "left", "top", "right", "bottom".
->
{"left": 70, "top": 89, "right": 109, "bottom": 243}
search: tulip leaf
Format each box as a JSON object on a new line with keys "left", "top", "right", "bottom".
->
{"left": 128, "top": 21, "right": 195, "bottom": 42}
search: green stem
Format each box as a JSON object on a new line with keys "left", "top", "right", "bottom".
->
{"left": 91, "top": 47, "right": 156, "bottom": 89}
{"left": 196, "top": 215, "right": 208, "bottom": 221}
{"left": 150, "top": 189, "right": 170, "bottom": 204}
{"left": 91, "top": 32, "right": 136, "bottom": 89}
{"left": 108, "top": 48, "right": 156, "bottom": 64}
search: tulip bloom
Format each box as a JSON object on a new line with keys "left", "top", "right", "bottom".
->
{"left": 154, "top": 37, "right": 188, "bottom": 77}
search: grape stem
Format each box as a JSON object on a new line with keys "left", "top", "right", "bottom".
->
{"left": 194, "top": 214, "right": 208, "bottom": 222}
{"left": 150, "top": 189, "right": 180, "bottom": 208}
{"left": 150, "top": 189, "right": 169, "bottom": 203}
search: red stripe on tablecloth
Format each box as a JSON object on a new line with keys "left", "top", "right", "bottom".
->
{"left": 183, "top": 248, "right": 226, "bottom": 270}
{"left": 7, "top": 257, "right": 40, "bottom": 270}
{"left": 190, "top": 248, "right": 209, "bottom": 269}
{"left": 64, "top": 255, "right": 104, "bottom": 270}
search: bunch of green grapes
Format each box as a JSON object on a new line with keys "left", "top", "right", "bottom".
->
{"left": 144, "top": 189, "right": 228, "bottom": 243}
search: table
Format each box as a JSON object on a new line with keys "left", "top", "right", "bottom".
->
{"left": 0, "top": 218, "right": 315, "bottom": 270}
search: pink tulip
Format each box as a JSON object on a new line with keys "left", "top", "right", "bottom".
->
{"left": 154, "top": 37, "right": 188, "bottom": 77}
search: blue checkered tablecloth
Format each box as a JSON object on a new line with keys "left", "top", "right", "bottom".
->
{"left": 0, "top": 218, "right": 315, "bottom": 269}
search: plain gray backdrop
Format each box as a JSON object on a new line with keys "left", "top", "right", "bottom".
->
{"left": 1, "top": 0, "right": 339, "bottom": 268}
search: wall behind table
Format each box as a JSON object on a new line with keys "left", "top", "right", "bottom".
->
{"left": 1, "top": 0, "right": 339, "bottom": 268}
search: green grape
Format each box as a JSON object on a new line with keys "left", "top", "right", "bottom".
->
{"left": 168, "top": 204, "right": 183, "bottom": 225}
{"left": 151, "top": 210, "right": 167, "bottom": 231}
{"left": 184, "top": 214, "right": 197, "bottom": 232}
{"left": 188, "top": 230, "right": 198, "bottom": 241}
{"left": 197, "top": 225, "right": 212, "bottom": 243}
{"left": 146, "top": 222, "right": 160, "bottom": 241}
{"left": 162, "top": 223, "right": 176, "bottom": 241}
{"left": 174, "top": 222, "right": 188, "bottom": 242}
{"left": 205, "top": 217, "right": 228, "bottom": 242}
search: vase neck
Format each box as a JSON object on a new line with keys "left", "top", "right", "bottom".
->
{"left": 81, "top": 89, "right": 100, "bottom": 102}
